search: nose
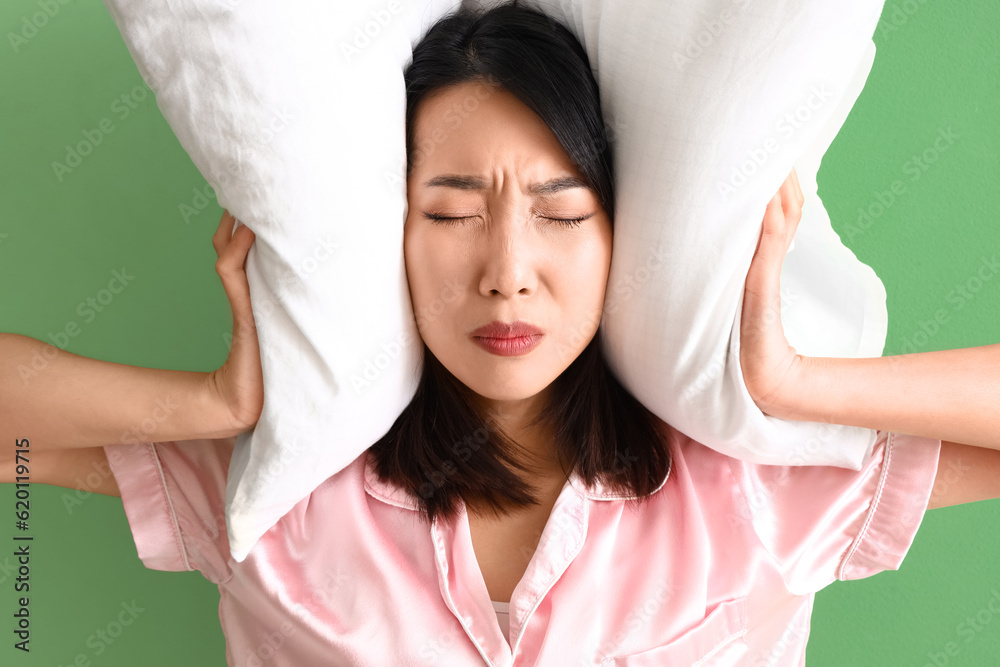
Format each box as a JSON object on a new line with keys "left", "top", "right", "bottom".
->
{"left": 478, "top": 205, "right": 538, "bottom": 298}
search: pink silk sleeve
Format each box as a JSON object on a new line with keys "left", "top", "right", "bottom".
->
{"left": 724, "top": 430, "right": 941, "bottom": 595}
{"left": 103, "top": 437, "right": 237, "bottom": 585}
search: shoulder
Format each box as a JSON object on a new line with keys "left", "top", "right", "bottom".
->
{"left": 655, "top": 419, "right": 744, "bottom": 484}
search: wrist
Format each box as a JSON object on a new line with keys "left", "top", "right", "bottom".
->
{"left": 204, "top": 369, "right": 252, "bottom": 437}
{"left": 754, "top": 354, "right": 810, "bottom": 420}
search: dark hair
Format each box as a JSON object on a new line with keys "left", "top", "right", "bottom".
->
{"left": 404, "top": 0, "right": 615, "bottom": 221}
{"left": 367, "top": 0, "right": 671, "bottom": 523}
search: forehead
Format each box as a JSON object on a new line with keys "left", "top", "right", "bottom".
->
{"left": 410, "top": 81, "right": 579, "bottom": 180}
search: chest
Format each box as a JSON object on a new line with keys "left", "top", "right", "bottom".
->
{"left": 467, "top": 505, "right": 555, "bottom": 604}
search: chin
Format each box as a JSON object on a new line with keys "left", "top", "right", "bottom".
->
{"left": 431, "top": 339, "right": 558, "bottom": 400}
{"left": 459, "top": 376, "right": 535, "bottom": 401}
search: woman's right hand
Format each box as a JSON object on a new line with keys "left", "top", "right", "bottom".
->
{"left": 209, "top": 210, "right": 264, "bottom": 432}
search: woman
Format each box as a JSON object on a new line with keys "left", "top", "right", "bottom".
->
{"left": 2, "top": 2, "right": 998, "bottom": 665}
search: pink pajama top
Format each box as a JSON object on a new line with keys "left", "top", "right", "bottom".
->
{"left": 103, "top": 426, "right": 940, "bottom": 666}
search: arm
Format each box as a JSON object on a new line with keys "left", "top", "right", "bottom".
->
{"left": 739, "top": 170, "right": 1000, "bottom": 450}
{"left": 928, "top": 440, "right": 1000, "bottom": 509}
{"left": 0, "top": 332, "right": 241, "bottom": 452}
{"left": 1, "top": 438, "right": 240, "bottom": 498}
{"left": 1, "top": 210, "right": 262, "bottom": 460}
{"left": 764, "top": 348, "right": 1000, "bottom": 451}
{"left": 2, "top": 446, "right": 123, "bottom": 496}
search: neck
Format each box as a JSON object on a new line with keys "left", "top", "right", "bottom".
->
{"left": 477, "top": 389, "right": 564, "bottom": 472}
{"left": 467, "top": 388, "right": 571, "bottom": 516}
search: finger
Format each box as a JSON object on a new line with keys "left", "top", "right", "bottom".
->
{"left": 779, "top": 174, "right": 801, "bottom": 220}
{"left": 753, "top": 196, "right": 787, "bottom": 276}
{"left": 768, "top": 178, "right": 801, "bottom": 258}
{"left": 216, "top": 225, "right": 256, "bottom": 312}
{"left": 768, "top": 176, "right": 803, "bottom": 261}
{"left": 213, "top": 210, "right": 237, "bottom": 258}
{"left": 217, "top": 224, "right": 256, "bottom": 274}
{"left": 761, "top": 191, "right": 785, "bottom": 237}
{"left": 790, "top": 168, "right": 804, "bottom": 204}
{"left": 228, "top": 222, "right": 256, "bottom": 261}
{"left": 216, "top": 258, "right": 255, "bottom": 326}
{"left": 234, "top": 224, "right": 256, "bottom": 270}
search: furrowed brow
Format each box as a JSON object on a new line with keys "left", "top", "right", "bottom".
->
{"left": 528, "top": 176, "right": 589, "bottom": 195}
{"left": 422, "top": 174, "right": 589, "bottom": 195}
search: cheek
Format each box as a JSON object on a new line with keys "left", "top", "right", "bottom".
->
{"left": 564, "top": 231, "right": 612, "bottom": 293}
{"left": 403, "top": 225, "right": 432, "bottom": 298}
{"left": 404, "top": 225, "right": 458, "bottom": 331}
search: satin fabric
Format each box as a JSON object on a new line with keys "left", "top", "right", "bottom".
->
{"left": 104, "top": 427, "right": 939, "bottom": 666}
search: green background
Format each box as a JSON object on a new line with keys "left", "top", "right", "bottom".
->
{"left": 1, "top": 1, "right": 997, "bottom": 665}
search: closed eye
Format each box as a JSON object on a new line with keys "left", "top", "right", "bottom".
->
{"left": 421, "top": 212, "right": 593, "bottom": 228}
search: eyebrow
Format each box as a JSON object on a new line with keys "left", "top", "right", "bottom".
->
{"left": 422, "top": 174, "right": 590, "bottom": 196}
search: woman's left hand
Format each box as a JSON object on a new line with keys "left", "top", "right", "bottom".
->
{"left": 739, "top": 169, "right": 806, "bottom": 415}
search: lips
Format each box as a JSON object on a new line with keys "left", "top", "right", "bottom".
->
{"left": 470, "top": 320, "right": 544, "bottom": 339}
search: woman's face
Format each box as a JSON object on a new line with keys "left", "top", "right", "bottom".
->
{"left": 404, "top": 80, "right": 613, "bottom": 411}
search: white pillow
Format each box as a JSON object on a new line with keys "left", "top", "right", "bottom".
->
{"left": 518, "top": 0, "right": 890, "bottom": 467}
{"left": 102, "top": 0, "right": 889, "bottom": 562}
